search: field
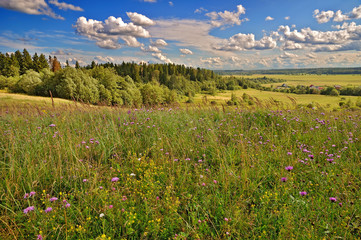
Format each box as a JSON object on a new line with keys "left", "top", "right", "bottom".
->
{"left": 194, "top": 89, "right": 361, "bottom": 109}
{"left": 243, "top": 74, "right": 361, "bottom": 87}
{"left": 1, "top": 101, "right": 361, "bottom": 239}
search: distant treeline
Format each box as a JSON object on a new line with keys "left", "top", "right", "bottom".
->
{"left": 0, "top": 49, "right": 267, "bottom": 106}
{"left": 216, "top": 67, "right": 361, "bottom": 75}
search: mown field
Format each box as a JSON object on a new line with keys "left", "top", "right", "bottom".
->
{"left": 0, "top": 100, "right": 360, "bottom": 239}
{"left": 243, "top": 74, "right": 361, "bottom": 87}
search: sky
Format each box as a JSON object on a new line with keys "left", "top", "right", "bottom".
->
{"left": 0, "top": 0, "right": 361, "bottom": 70}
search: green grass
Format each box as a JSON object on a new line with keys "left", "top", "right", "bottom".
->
{"left": 243, "top": 74, "right": 361, "bottom": 87}
{"left": 0, "top": 92, "right": 73, "bottom": 107}
{"left": 0, "top": 103, "right": 360, "bottom": 239}
{"left": 194, "top": 88, "right": 361, "bottom": 109}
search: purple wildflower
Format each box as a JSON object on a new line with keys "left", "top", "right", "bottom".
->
{"left": 329, "top": 197, "right": 337, "bottom": 202}
{"left": 49, "top": 124, "right": 56, "bottom": 127}
{"left": 111, "top": 177, "right": 119, "bottom": 182}
{"left": 281, "top": 177, "right": 287, "bottom": 182}
{"left": 37, "top": 235, "right": 43, "bottom": 240}
{"left": 285, "top": 166, "right": 293, "bottom": 171}
{"left": 29, "top": 191, "right": 36, "bottom": 196}
{"left": 49, "top": 197, "right": 58, "bottom": 202}
{"left": 45, "top": 207, "right": 52, "bottom": 213}
{"left": 287, "top": 152, "right": 292, "bottom": 155}
{"left": 83, "top": 179, "right": 88, "bottom": 182}
{"left": 65, "top": 203, "right": 71, "bottom": 208}
{"left": 23, "top": 206, "right": 35, "bottom": 214}
{"left": 24, "top": 193, "right": 29, "bottom": 199}
{"left": 299, "top": 191, "right": 307, "bottom": 196}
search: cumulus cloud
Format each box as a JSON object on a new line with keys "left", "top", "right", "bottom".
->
{"left": 0, "top": 0, "right": 64, "bottom": 19}
{"left": 50, "top": 49, "right": 72, "bottom": 55}
{"left": 49, "top": 0, "right": 83, "bottom": 11}
{"left": 94, "top": 56, "right": 115, "bottom": 63}
{"left": 215, "top": 33, "right": 277, "bottom": 51}
{"left": 281, "top": 40, "right": 302, "bottom": 50}
{"left": 265, "top": 16, "right": 274, "bottom": 21}
{"left": 151, "top": 39, "right": 168, "bottom": 47}
{"left": 169, "top": 1, "right": 173, "bottom": 6}
{"left": 141, "top": 45, "right": 161, "bottom": 52}
{"left": 280, "top": 52, "right": 298, "bottom": 58}
{"left": 206, "top": 4, "right": 248, "bottom": 27}
{"left": 201, "top": 57, "right": 223, "bottom": 66}
{"left": 179, "top": 48, "right": 193, "bottom": 55}
{"left": 74, "top": 15, "right": 152, "bottom": 49}
{"left": 152, "top": 52, "right": 172, "bottom": 63}
{"left": 285, "top": 16, "right": 290, "bottom": 20}
{"left": 126, "top": 12, "right": 155, "bottom": 26}
{"left": 313, "top": 5, "right": 361, "bottom": 23}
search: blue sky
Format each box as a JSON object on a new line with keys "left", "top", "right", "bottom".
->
{"left": 1, "top": 0, "right": 361, "bottom": 69}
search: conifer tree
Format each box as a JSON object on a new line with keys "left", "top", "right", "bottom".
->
{"left": 21, "top": 49, "right": 33, "bottom": 74}
{"left": 32, "top": 53, "right": 40, "bottom": 72}
{"left": 52, "top": 56, "right": 61, "bottom": 72}
{"left": 38, "top": 54, "right": 49, "bottom": 70}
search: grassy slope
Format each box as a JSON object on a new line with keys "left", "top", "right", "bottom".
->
{"left": 0, "top": 104, "right": 360, "bottom": 239}
{"left": 243, "top": 74, "right": 361, "bottom": 87}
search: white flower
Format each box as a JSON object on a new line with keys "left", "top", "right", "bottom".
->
{"left": 99, "top": 213, "right": 105, "bottom": 218}
{"left": 130, "top": 173, "right": 136, "bottom": 177}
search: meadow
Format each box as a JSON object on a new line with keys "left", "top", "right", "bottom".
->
{"left": 243, "top": 74, "right": 361, "bottom": 87}
{"left": 0, "top": 100, "right": 360, "bottom": 239}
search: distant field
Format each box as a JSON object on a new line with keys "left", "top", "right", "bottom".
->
{"left": 195, "top": 89, "right": 361, "bottom": 109}
{"left": 0, "top": 91, "right": 72, "bottom": 107}
{"left": 242, "top": 74, "right": 361, "bottom": 87}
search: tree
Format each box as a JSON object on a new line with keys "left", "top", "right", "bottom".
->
{"left": 17, "top": 70, "right": 42, "bottom": 95}
{"left": 38, "top": 54, "right": 49, "bottom": 70}
{"left": 51, "top": 56, "right": 61, "bottom": 72}
{"left": 21, "top": 49, "right": 33, "bottom": 74}
{"left": 32, "top": 53, "right": 40, "bottom": 72}
{"left": 75, "top": 61, "right": 80, "bottom": 69}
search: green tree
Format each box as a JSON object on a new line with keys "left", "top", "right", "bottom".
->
{"left": 38, "top": 54, "right": 49, "bottom": 70}
{"left": 17, "top": 70, "right": 42, "bottom": 95}
{"left": 21, "top": 49, "right": 33, "bottom": 74}
{"left": 32, "top": 53, "right": 40, "bottom": 72}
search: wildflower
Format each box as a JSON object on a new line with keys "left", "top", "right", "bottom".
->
{"left": 329, "top": 197, "right": 337, "bottom": 202}
{"left": 111, "top": 177, "right": 119, "bottom": 182}
{"left": 202, "top": 183, "right": 206, "bottom": 186}
{"left": 198, "top": 220, "right": 202, "bottom": 223}
{"left": 339, "top": 203, "right": 342, "bottom": 207}
{"left": 213, "top": 180, "right": 217, "bottom": 184}
{"left": 281, "top": 177, "right": 287, "bottom": 182}
{"left": 49, "top": 124, "right": 56, "bottom": 127}
{"left": 299, "top": 191, "right": 307, "bottom": 196}
{"left": 99, "top": 213, "right": 105, "bottom": 218}
{"left": 83, "top": 179, "right": 88, "bottom": 182}
{"left": 45, "top": 207, "right": 52, "bottom": 213}
{"left": 23, "top": 206, "right": 35, "bottom": 214}
{"left": 30, "top": 191, "right": 36, "bottom": 196}
{"left": 108, "top": 205, "right": 113, "bottom": 209}
{"left": 99, "top": 186, "right": 103, "bottom": 190}
{"left": 37, "top": 235, "right": 43, "bottom": 240}
{"left": 326, "top": 158, "right": 334, "bottom": 163}
{"left": 65, "top": 203, "right": 71, "bottom": 208}
{"left": 285, "top": 166, "right": 293, "bottom": 171}
{"left": 24, "top": 193, "right": 29, "bottom": 199}
{"left": 224, "top": 218, "right": 229, "bottom": 221}
{"left": 287, "top": 152, "right": 292, "bottom": 155}
{"left": 130, "top": 173, "right": 136, "bottom": 177}
{"left": 49, "top": 197, "right": 58, "bottom": 202}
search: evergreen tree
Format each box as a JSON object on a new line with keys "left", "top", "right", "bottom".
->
{"left": 21, "top": 49, "right": 33, "bottom": 74}
{"left": 66, "top": 60, "right": 70, "bottom": 67}
{"left": 75, "top": 61, "right": 80, "bottom": 69}
{"left": 38, "top": 54, "right": 49, "bottom": 70}
{"left": 32, "top": 53, "right": 40, "bottom": 72}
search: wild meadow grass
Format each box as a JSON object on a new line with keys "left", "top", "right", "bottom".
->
{"left": 0, "top": 103, "right": 360, "bottom": 239}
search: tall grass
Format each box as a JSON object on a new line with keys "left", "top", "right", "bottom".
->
{"left": 0, "top": 103, "right": 360, "bottom": 239}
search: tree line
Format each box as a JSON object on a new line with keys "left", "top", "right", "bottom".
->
{"left": 0, "top": 49, "right": 256, "bottom": 106}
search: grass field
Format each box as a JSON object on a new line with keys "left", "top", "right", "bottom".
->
{"left": 0, "top": 101, "right": 361, "bottom": 239}
{"left": 243, "top": 74, "right": 361, "bottom": 87}
{"left": 195, "top": 89, "right": 361, "bottom": 109}
{"left": 0, "top": 91, "right": 72, "bottom": 107}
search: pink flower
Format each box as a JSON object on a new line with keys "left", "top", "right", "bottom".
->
{"left": 111, "top": 177, "right": 119, "bottom": 182}
{"left": 65, "top": 203, "right": 71, "bottom": 208}
{"left": 45, "top": 207, "right": 52, "bottom": 213}
{"left": 329, "top": 197, "right": 337, "bottom": 202}
{"left": 281, "top": 177, "right": 287, "bottom": 182}
{"left": 37, "top": 235, "right": 43, "bottom": 240}
{"left": 49, "top": 197, "right": 58, "bottom": 202}
{"left": 285, "top": 166, "right": 293, "bottom": 171}
{"left": 49, "top": 124, "right": 56, "bottom": 127}
{"left": 24, "top": 193, "right": 29, "bottom": 199}
{"left": 83, "top": 179, "right": 88, "bottom": 182}
{"left": 299, "top": 191, "right": 307, "bottom": 196}
{"left": 23, "top": 206, "right": 35, "bottom": 214}
{"left": 29, "top": 191, "right": 36, "bottom": 196}
{"left": 213, "top": 180, "right": 217, "bottom": 184}
{"left": 202, "top": 183, "right": 206, "bottom": 186}
{"left": 108, "top": 205, "right": 113, "bottom": 209}
{"left": 224, "top": 218, "right": 229, "bottom": 221}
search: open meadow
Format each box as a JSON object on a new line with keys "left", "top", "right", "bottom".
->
{"left": 0, "top": 101, "right": 360, "bottom": 239}
{"left": 243, "top": 74, "right": 361, "bottom": 87}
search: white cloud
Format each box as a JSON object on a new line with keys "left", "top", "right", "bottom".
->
{"left": 143, "top": 0, "right": 156, "bottom": 2}
{"left": 152, "top": 52, "right": 172, "bottom": 63}
{"left": 201, "top": 57, "right": 223, "bottom": 66}
{"left": 179, "top": 48, "right": 193, "bottom": 55}
{"left": 169, "top": 1, "right": 173, "bottom": 6}
{"left": 280, "top": 52, "right": 298, "bottom": 58}
{"left": 313, "top": 9, "right": 334, "bottom": 23}
{"left": 74, "top": 15, "right": 152, "bottom": 49}
{"left": 281, "top": 40, "right": 302, "bottom": 50}
{"left": 49, "top": 0, "right": 83, "bottom": 11}
{"left": 151, "top": 39, "right": 168, "bottom": 47}
{"left": 141, "top": 45, "right": 161, "bottom": 52}
{"left": 265, "top": 16, "right": 274, "bottom": 21}
{"left": 126, "top": 12, "right": 155, "bottom": 26}
{"left": 0, "top": 0, "right": 64, "bottom": 19}
{"left": 215, "top": 33, "right": 277, "bottom": 51}
{"left": 195, "top": 7, "right": 207, "bottom": 14}
{"left": 206, "top": 4, "right": 248, "bottom": 27}
{"left": 285, "top": 16, "right": 290, "bottom": 20}
{"left": 50, "top": 49, "right": 72, "bottom": 55}
{"left": 94, "top": 56, "right": 115, "bottom": 63}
